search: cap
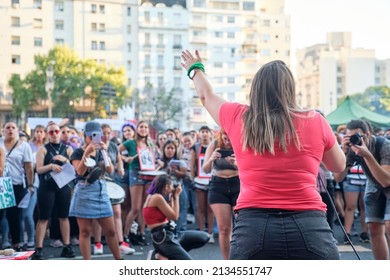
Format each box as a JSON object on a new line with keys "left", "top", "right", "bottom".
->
{"left": 199, "top": 125, "right": 211, "bottom": 132}
{"left": 84, "top": 121, "right": 102, "bottom": 137}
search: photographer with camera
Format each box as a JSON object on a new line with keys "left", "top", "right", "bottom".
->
{"left": 32, "top": 121, "right": 75, "bottom": 260}
{"left": 335, "top": 119, "right": 390, "bottom": 259}
{"left": 143, "top": 175, "right": 209, "bottom": 260}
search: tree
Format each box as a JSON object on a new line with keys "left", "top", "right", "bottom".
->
{"left": 136, "top": 83, "right": 184, "bottom": 129}
{"left": 339, "top": 86, "right": 390, "bottom": 117}
{"left": 9, "top": 45, "right": 127, "bottom": 120}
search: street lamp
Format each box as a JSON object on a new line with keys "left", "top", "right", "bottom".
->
{"left": 45, "top": 62, "right": 54, "bottom": 118}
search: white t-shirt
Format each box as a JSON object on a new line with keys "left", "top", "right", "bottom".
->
{"left": 0, "top": 139, "right": 33, "bottom": 186}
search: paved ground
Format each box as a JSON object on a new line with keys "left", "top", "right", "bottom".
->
{"left": 41, "top": 214, "right": 374, "bottom": 260}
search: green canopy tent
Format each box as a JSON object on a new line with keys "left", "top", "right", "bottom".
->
{"left": 326, "top": 96, "right": 390, "bottom": 128}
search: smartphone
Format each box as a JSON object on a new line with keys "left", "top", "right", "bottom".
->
{"left": 92, "top": 132, "right": 101, "bottom": 144}
{"left": 219, "top": 149, "right": 233, "bottom": 158}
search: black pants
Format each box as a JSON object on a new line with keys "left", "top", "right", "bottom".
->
{"left": 151, "top": 227, "right": 209, "bottom": 260}
{"left": 0, "top": 184, "right": 27, "bottom": 246}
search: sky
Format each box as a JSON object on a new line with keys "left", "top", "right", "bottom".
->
{"left": 284, "top": 0, "right": 390, "bottom": 64}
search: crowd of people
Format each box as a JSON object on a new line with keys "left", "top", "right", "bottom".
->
{"left": 0, "top": 50, "right": 389, "bottom": 260}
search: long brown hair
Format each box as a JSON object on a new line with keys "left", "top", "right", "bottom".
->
{"left": 242, "top": 60, "right": 309, "bottom": 155}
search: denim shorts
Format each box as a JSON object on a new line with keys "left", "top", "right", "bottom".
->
{"left": 229, "top": 208, "right": 339, "bottom": 260}
{"left": 343, "top": 182, "right": 365, "bottom": 193}
{"left": 364, "top": 189, "right": 390, "bottom": 223}
{"left": 129, "top": 167, "right": 153, "bottom": 187}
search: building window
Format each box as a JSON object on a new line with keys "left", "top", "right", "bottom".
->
{"left": 263, "top": 19, "right": 270, "bottom": 27}
{"left": 261, "top": 49, "right": 270, "bottom": 56}
{"left": 174, "top": 77, "right": 181, "bottom": 88}
{"left": 127, "top": 25, "right": 131, "bottom": 34}
{"left": 145, "top": 33, "right": 151, "bottom": 45}
{"left": 157, "top": 34, "right": 164, "bottom": 45}
{"left": 11, "top": 0, "right": 20, "bottom": 8}
{"left": 145, "top": 11, "right": 150, "bottom": 23}
{"left": 262, "top": 34, "right": 270, "bottom": 42}
{"left": 227, "top": 32, "right": 235, "bottom": 39}
{"left": 145, "top": 55, "right": 151, "bottom": 67}
{"left": 193, "top": 0, "right": 205, "bottom": 7}
{"left": 227, "top": 92, "right": 235, "bottom": 101}
{"left": 157, "top": 55, "right": 164, "bottom": 68}
{"left": 55, "top": 1, "right": 64, "bottom": 11}
{"left": 127, "top": 60, "right": 131, "bottom": 70}
{"left": 99, "top": 5, "right": 105, "bottom": 14}
{"left": 55, "top": 20, "right": 64, "bottom": 30}
{"left": 99, "top": 23, "right": 105, "bottom": 32}
{"left": 227, "top": 77, "right": 235, "bottom": 84}
{"left": 174, "top": 56, "right": 181, "bottom": 70}
{"left": 91, "top": 41, "right": 97, "bottom": 50}
{"left": 243, "top": 1, "right": 255, "bottom": 11}
{"left": 11, "top": 16, "right": 20, "bottom": 27}
{"left": 215, "top": 31, "right": 223, "bottom": 38}
{"left": 34, "top": 37, "right": 43, "bottom": 47}
{"left": 214, "top": 62, "right": 223, "bottom": 68}
{"left": 33, "top": 18, "right": 43, "bottom": 28}
{"left": 213, "top": 16, "right": 223, "bottom": 22}
{"left": 158, "top": 12, "right": 163, "bottom": 24}
{"left": 158, "top": 77, "right": 164, "bottom": 88}
{"left": 227, "top": 16, "right": 235, "bottom": 23}
{"left": 99, "top": 41, "right": 106, "bottom": 50}
{"left": 127, "top": 7, "right": 131, "bottom": 16}
{"left": 91, "top": 22, "right": 97, "bottom": 31}
{"left": 33, "top": 0, "right": 42, "bottom": 9}
{"left": 91, "top": 4, "right": 97, "bottom": 13}
{"left": 127, "top": 43, "right": 131, "bottom": 52}
{"left": 12, "top": 55, "right": 21, "bottom": 64}
{"left": 11, "top": 36, "right": 20, "bottom": 45}
{"left": 173, "top": 34, "right": 182, "bottom": 48}
{"left": 55, "top": 38, "right": 64, "bottom": 45}
{"left": 127, "top": 78, "right": 132, "bottom": 86}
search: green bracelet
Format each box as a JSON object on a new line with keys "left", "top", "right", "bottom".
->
{"left": 187, "top": 62, "right": 205, "bottom": 77}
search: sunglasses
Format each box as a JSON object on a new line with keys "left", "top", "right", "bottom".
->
{"left": 48, "top": 130, "right": 60, "bottom": 136}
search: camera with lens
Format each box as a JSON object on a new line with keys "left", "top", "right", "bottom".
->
{"left": 173, "top": 180, "right": 180, "bottom": 189}
{"left": 349, "top": 132, "right": 363, "bottom": 146}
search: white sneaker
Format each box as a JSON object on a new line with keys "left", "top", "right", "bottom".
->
{"left": 70, "top": 237, "right": 79, "bottom": 246}
{"left": 208, "top": 234, "right": 215, "bottom": 244}
{"left": 119, "top": 242, "right": 135, "bottom": 255}
{"left": 50, "top": 239, "right": 64, "bottom": 248}
{"left": 93, "top": 242, "right": 103, "bottom": 255}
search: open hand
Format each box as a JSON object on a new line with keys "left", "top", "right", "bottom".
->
{"left": 181, "top": 50, "right": 202, "bottom": 71}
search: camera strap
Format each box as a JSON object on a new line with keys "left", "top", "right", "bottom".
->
{"left": 359, "top": 136, "right": 386, "bottom": 187}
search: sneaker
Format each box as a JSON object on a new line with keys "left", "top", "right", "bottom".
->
{"left": 31, "top": 248, "right": 45, "bottom": 260}
{"left": 93, "top": 242, "right": 103, "bottom": 255}
{"left": 2, "top": 241, "right": 11, "bottom": 249}
{"left": 343, "top": 233, "right": 352, "bottom": 244}
{"left": 119, "top": 242, "right": 135, "bottom": 255}
{"left": 71, "top": 237, "right": 79, "bottom": 246}
{"left": 360, "top": 232, "right": 370, "bottom": 243}
{"left": 26, "top": 242, "right": 35, "bottom": 251}
{"left": 50, "top": 239, "right": 63, "bottom": 248}
{"left": 60, "top": 244, "right": 75, "bottom": 258}
{"left": 13, "top": 245, "right": 23, "bottom": 252}
{"left": 130, "top": 233, "right": 149, "bottom": 246}
{"left": 208, "top": 233, "right": 215, "bottom": 244}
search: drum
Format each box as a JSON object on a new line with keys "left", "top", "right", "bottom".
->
{"left": 106, "top": 181, "right": 125, "bottom": 204}
{"left": 138, "top": 170, "right": 166, "bottom": 181}
{"left": 193, "top": 177, "right": 210, "bottom": 191}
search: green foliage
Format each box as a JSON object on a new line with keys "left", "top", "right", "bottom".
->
{"left": 338, "top": 86, "right": 390, "bottom": 117}
{"left": 8, "top": 45, "right": 127, "bottom": 119}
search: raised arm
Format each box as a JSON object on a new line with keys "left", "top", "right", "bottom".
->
{"left": 181, "top": 50, "right": 226, "bottom": 126}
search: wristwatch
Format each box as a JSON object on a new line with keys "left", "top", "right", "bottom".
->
{"left": 188, "top": 68, "right": 199, "bottom": 80}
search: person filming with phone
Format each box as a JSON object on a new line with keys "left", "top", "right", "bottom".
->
{"left": 334, "top": 119, "right": 390, "bottom": 260}
{"left": 202, "top": 129, "right": 239, "bottom": 259}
